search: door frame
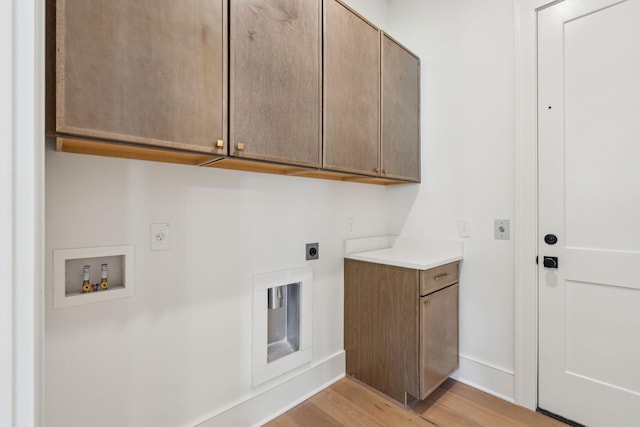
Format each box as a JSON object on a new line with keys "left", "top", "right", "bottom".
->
{"left": 514, "top": 0, "right": 562, "bottom": 410}
{"left": 0, "top": 0, "right": 45, "bottom": 425}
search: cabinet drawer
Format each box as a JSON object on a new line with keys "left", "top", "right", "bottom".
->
{"left": 420, "top": 262, "right": 459, "bottom": 296}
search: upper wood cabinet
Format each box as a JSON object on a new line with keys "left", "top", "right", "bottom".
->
{"left": 50, "top": 0, "right": 227, "bottom": 155}
{"left": 48, "top": 0, "right": 420, "bottom": 184}
{"left": 230, "top": 0, "right": 322, "bottom": 167}
{"left": 382, "top": 34, "right": 421, "bottom": 182}
{"left": 323, "top": 1, "right": 421, "bottom": 181}
{"left": 323, "top": 0, "right": 380, "bottom": 176}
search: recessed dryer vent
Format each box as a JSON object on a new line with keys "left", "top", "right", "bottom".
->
{"left": 267, "top": 283, "right": 300, "bottom": 363}
{"left": 253, "top": 266, "right": 312, "bottom": 386}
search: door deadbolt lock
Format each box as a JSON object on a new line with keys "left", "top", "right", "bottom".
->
{"left": 543, "top": 256, "right": 558, "bottom": 269}
{"left": 544, "top": 234, "right": 558, "bottom": 245}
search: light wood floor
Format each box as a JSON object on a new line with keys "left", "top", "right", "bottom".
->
{"left": 265, "top": 377, "right": 567, "bottom": 427}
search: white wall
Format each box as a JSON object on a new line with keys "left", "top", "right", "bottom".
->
{"left": 343, "top": 0, "right": 388, "bottom": 27}
{"left": 386, "top": 0, "right": 517, "bottom": 399}
{"left": 45, "top": 147, "right": 392, "bottom": 426}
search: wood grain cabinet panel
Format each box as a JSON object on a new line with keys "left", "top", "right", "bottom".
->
{"left": 344, "top": 259, "right": 420, "bottom": 404}
{"left": 52, "top": 0, "right": 227, "bottom": 154}
{"left": 382, "top": 34, "right": 421, "bottom": 182}
{"left": 323, "top": 0, "right": 380, "bottom": 176}
{"left": 48, "top": 0, "right": 421, "bottom": 185}
{"left": 420, "top": 261, "right": 459, "bottom": 295}
{"left": 230, "top": 0, "right": 322, "bottom": 166}
{"left": 419, "top": 283, "right": 459, "bottom": 399}
{"left": 323, "top": 1, "right": 420, "bottom": 181}
{"left": 345, "top": 259, "right": 459, "bottom": 405}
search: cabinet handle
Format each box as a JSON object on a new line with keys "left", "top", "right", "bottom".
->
{"left": 216, "top": 140, "right": 224, "bottom": 149}
{"left": 434, "top": 273, "right": 448, "bottom": 281}
{"left": 237, "top": 143, "right": 245, "bottom": 151}
{"left": 423, "top": 299, "right": 431, "bottom": 305}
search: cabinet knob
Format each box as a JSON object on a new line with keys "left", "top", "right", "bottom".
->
{"left": 375, "top": 167, "right": 381, "bottom": 173}
{"left": 383, "top": 169, "right": 388, "bottom": 175}
{"left": 237, "top": 143, "right": 245, "bottom": 151}
{"left": 424, "top": 299, "right": 431, "bottom": 305}
{"left": 216, "top": 140, "right": 224, "bottom": 149}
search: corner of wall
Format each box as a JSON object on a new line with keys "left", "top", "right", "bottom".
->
{"left": 451, "top": 355, "right": 515, "bottom": 403}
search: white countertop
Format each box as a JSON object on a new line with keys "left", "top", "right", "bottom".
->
{"left": 344, "top": 237, "right": 463, "bottom": 270}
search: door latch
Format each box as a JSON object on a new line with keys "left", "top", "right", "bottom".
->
{"left": 543, "top": 256, "right": 558, "bottom": 269}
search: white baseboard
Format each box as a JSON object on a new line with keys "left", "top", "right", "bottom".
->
{"left": 193, "top": 351, "right": 515, "bottom": 427}
{"left": 195, "top": 351, "right": 345, "bottom": 427}
{"left": 451, "top": 354, "right": 515, "bottom": 403}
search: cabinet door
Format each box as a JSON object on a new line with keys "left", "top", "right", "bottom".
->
{"left": 419, "top": 283, "right": 459, "bottom": 399}
{"left": 230, "top": 0, "right": 322, "bottom": 167}
{"left": 324, "top": 0, "right": 380, "bottom": 176}
{"left": 382, "top": 34, "right": 420, "bottom": 182}
{"left": 55, "top": 0, "right": 227, "bottom": 154}
{"left": 344, "top": 259, "right": 420, "bottom": 404}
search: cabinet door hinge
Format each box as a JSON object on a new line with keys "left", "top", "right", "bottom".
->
{"left": 536, "top": 256, "right": 539, "bottom": 265}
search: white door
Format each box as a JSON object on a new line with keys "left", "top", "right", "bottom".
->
{"left": 538, "top": 0, "right": 640, "bottom": 425}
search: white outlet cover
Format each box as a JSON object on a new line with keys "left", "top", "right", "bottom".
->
{"left": 347, "top": 218, "right": 355, "bottom": 236}
{"left": 458, "top": 219, "right": 471, "bottom": 238}
{"left": 151, "top": 223, "right": 170, "bottom": 251}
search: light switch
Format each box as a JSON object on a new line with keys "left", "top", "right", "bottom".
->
{"left": 458, "top": 219, "right": 471, "bottom": 238}
{"left": 347, "top": 218, "right": 355, "bottom": 236}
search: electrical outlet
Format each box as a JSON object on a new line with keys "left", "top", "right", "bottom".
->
{"left": 494, "top": 219, "right": 510, "bottom": 240}
{"left": 151, "top": 223, "right": 170, "bottom": 251}
{"left": 306, "top": 242, "right": 319, "bottom": 260}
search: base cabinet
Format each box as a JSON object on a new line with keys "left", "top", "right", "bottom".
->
{"left": 344, "top": 259, "right": 459, "bottom": 405}
{"left": 419, "top": 282, "right": 459, "bottom": 399}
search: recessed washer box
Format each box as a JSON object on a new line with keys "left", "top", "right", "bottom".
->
{"left": 53, "top": 245, "right": 134, "bottom": 309}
